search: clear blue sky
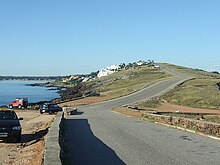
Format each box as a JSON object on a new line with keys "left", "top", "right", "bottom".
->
{"left": 0, "top": 0, "right": 220, "bottom": 76}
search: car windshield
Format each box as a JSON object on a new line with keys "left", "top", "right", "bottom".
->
{"left": 0, "top": 111, "right": 18, "bottom": 120}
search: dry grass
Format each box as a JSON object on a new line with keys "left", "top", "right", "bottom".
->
{"left": 112, "top": 107, "right": 143, "bottom": 119}
{"left": 94, "top": 65, "right": 172, "bottom": 98}
{"left": 135, "top": 98, "right": 161, "bottom": 109}
{"left": 160, "top": 63, "right": 220, "bottom": 110}
{"left": 204, "top": 115, "right": 220, "bottom": 123}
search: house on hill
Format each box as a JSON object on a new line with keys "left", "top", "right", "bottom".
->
{"left": 97, "top": 65, "right": 119, "bottom": 78}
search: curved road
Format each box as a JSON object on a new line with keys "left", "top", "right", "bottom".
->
{"left": 62, "top": 65, "right": 220, "bottom": 165}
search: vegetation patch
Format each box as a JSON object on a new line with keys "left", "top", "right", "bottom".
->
{"left": 95, "top": 66, "right": 172, "bottom": 98}
{"left": 134, "top": 98, "right": 161, "bottom": 109}
{"left": 160, "top": 63, "right": 220, "bottom": 110}
{"left": 112, "top": 107, "right": 143, "bottom": 119}
{"left": 203, "top": 115, "right": 220, "bottom": 123}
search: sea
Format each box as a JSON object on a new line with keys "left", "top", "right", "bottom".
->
{"left": 0, "top": 80, "right": 60, "bottom": 106}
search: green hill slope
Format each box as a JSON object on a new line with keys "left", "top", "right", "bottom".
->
{"left": 56, "top": 64, "right": 172, "bottom": 102}
{"left": 93, "top": 65, "right": 172, "bottom": 99}
{"left": 160, "top": 63, "right": 220, "bottom": 110}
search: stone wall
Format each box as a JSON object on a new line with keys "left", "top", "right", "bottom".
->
{"left": 143, "top": 113, "right": 220, "bottom": 137}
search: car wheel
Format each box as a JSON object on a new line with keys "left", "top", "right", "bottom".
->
{"left": 9, "top": 105, "right": 13, "bottom": 109}
{"left": 49, "top": 111, "right": 54, "bottom": 115}
{"left": 40, "top": 111, "right": 43, "bottom": 114}
{"left": 18, "top": 105, "right": 22, "bottom": 109}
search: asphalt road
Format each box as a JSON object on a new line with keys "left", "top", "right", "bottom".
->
{"left": 62, "top": 66, "right": 220, "bottom": 165}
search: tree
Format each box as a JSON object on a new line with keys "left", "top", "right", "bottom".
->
{"left": 119, "top": 63, "right": 126, "bottom": 70}
{"left": 125, "top": 63, "right": 133, "bottom": 70}
{"left": 89, "top": 71, "right": 99, "bottom": 78}
{"left": 147, "top": 60, "right": 155, "bottom": 66}
{"left": 212, "top": 71, "right": 220, "bottom": 74}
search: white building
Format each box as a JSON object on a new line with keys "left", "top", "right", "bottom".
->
{"left": 136, "top": 60, "right": 146, "bottom": 66}
{"left": 97, "top": 65, "right": 119, "bottom": 78}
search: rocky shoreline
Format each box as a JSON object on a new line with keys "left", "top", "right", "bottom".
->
{"left": 27, "top": 82, "right": 64, "bottom": 90}
{"left": 25, "top": 82, "right": 65, "bottom": 108}
{"left": 28, "top": 81, "right": 100, "bottom": 106}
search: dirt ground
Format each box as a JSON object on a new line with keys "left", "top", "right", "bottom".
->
{"left": 0, "top": 110, "right": 55, "bottom": 165}
{"left": 113, "top": 103, "right": 220, "bottom": 119}
{"left": 156, "top": 103, "right": 220, "bottom": 114}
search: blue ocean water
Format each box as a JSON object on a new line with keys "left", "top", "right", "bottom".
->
{"left": 0, "top": 80, "right": 60, "bottom": 106}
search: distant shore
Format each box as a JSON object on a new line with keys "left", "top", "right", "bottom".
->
{"left": 0, "top": 76, "right": 67, "bottom": 81}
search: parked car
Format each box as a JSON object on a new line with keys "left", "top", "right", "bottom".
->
{"left": 0, "top": 110, "right": 23, "bottom": 143}
{"left": 9, "top": 98, "right": 28, "bottom": 109}
{"left": 39, "top": 103, "right": 63, "bottom": 114}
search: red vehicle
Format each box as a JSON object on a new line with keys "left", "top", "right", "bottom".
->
{"left": 9, "top": 98, "right": 28, "bottom": 109}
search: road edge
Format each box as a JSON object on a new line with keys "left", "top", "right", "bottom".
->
{"left": 43, "top": 112, "right": 63, "bottom": 165}
{"left": 112, "top": 111, "right": 220, "bottom": 142}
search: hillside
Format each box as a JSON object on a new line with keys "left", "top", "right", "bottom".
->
{"left": 94, "top": 65, "right": 172, "bottom": 98}
{"left": 137, "top": 63, "right": 220, "bottom": 110}
{"left": 52, "top": 62, "right": 220, "bottom": 111}
{"left": 55, "top": 64, "right": 172, "bottom": 103}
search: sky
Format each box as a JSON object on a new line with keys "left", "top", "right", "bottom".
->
{"left": 0, "top": 0, "right": 220, "bottom": 76}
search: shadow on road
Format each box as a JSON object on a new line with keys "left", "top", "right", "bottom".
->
{"left": 61, "top": 119, "right": 125, "bottom": 165}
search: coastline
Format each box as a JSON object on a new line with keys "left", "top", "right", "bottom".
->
{"left": 0, "top": 80, "right": 60, "bottom": 107}
{"left": 27, "top": 82, "right": 73, "bottom": 105}
{"left": 27, "top": 82, "right": 65, "bottom": 91}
